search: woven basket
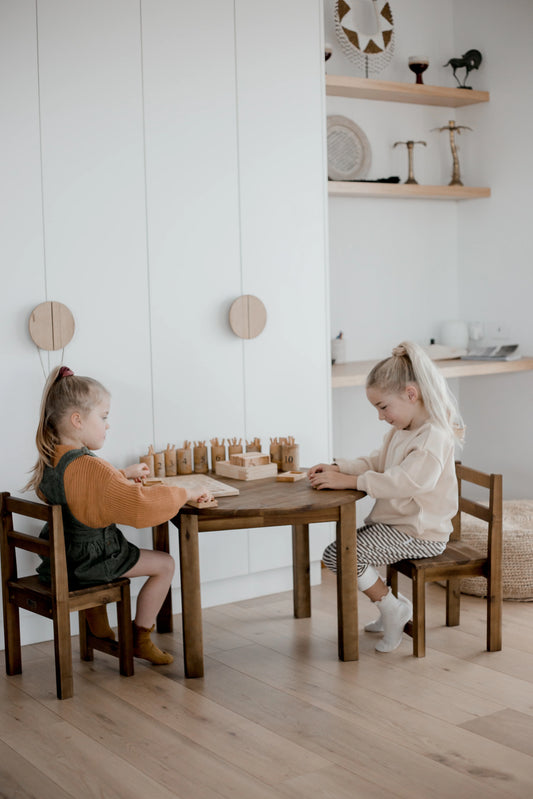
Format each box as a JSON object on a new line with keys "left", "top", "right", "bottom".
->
{"left": 460, "top": 500, "right": 533, "bottom": 601}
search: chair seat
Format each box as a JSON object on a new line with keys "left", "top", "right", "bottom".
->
{"left": 8, "top": 574, "right": 130, "bottom": 609}
{"left": 393, "top": 541, "right": 487, "bottom": 579}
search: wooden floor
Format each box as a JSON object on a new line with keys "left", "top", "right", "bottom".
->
{"left": 2, "top": 570, "right": 533, "bottom": 799}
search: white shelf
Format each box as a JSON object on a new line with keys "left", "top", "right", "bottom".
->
{"left": 328, "top": 182, "right": 491, "bottom": 201}
{"left": 332, "top": 358, "right": 533, "bottom": 388}
{"left": 325, "top": 75, "right": 490, "bottom": 107}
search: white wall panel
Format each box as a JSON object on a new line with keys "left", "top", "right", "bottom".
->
{"left": 0, "top": 0, "right": 47, "bottom": 589}
{"left": 235, "top": 0, "right": 330, "bottom": 462}
{"left": 35, "top": 0, "right": 153, "bottom": 469}
{"left": 141, "top": 0, "right": 243, "bottom": 447}
{"left": 141, "top": 0, "right": 247, "bottom": 581}
{"left": 30, "top": 0, "right": 154, "bottom": 611}
{"left": 235, "top": 0, "right": 332, "bottom": 571}
{"left": 0, "top": 1, "right": 50, "bottom": 645}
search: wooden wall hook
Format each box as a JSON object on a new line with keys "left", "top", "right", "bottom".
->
{"left": 29, "top": 301, "right": 75, "bottom": 351}
{"left": 229, "top": 295, "right": 267, "bottom": 339}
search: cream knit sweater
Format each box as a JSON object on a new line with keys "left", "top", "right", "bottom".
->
{"left": 335, "top": 422, "right": 457, "bottom": 542}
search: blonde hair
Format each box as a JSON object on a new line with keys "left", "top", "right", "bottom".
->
{"left": 25, "top": 366, "right": 109, "bottom": 492}
{"left": 366, "top": 341, "right": 465, "bottom": 444}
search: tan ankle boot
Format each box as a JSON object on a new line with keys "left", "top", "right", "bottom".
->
{"left": 85, "top": 606, "right": 116, "bottom": 640}
{"left": 133, "top": 623, "right": 174, "bottom": 665}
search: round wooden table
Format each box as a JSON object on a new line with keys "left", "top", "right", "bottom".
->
{"left": 152, "top": 475, "right": 364, "bottom": 677}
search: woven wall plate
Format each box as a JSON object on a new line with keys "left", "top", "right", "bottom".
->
{"left": 327, "top": 115, "right": 371, "bottom": 181}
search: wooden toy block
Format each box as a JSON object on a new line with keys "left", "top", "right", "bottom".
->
{"left": 165, "top": 443, "right": 177, "bottom": 476}
{"left": 140, "top": 445, "right": 155, "bottom": 477}
{"left": 187, "top": 496, "right": 219, "bottom": 509}
{"left": 229, "top": 452, "right": 270, "bottom": 467}
{"left": 215, "top": 460, "right": 278, "bottom": 481}
{"left": 276, "top": 471, "right": 306, "bottom": 482}
{"left": 227, "top": 438, "right": 243, "bottom": 458}
{"left": 154, "top": 450, "right": 166, "bottom": 477}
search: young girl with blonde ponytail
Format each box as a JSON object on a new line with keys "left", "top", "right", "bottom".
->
{"left": 26, "top": 366, "right": 212, "bottom": 665}
{"left": 309, "top": 341, "right": 464, "bottom": 653}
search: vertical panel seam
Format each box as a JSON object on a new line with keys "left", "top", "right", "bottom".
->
{"left": 233, "top": 0, "right": 250, "bottom": 571}
{"left": 233, "top": 0, "right": 247, "bottom": 442}
{"left": 139, "top": 0, "right": 156, "bottom": 445}
{"left": 35, "top": 0, "right": 50, "bottom": 374}
{"left": 318, "top": 0, "right": 333, "bottom": 460}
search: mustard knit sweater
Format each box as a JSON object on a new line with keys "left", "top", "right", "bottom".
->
{"left": 47, "top": 445, "right": 188, "bottom": 529}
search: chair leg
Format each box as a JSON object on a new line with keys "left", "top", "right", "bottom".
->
{"left": 388, "top": 565, "right": 398, "bottom": 596}
{"left": 446, "top": 578, "right": 461, "bottom": 627}
{"left": 78, "top": 610, "right": 94, "bottom": 661}
{"left": 3, "top": 599, "right": 22, "bottom": 676}
{"left": 487, "top": 573, "right": 503, "bottom": 652}
{"left": 412, "top": 574, "right": 426, "bottom": 657}
{"left": 117, "top": 583, "right": 134, "bottom": 677}
{"left": 52, "top": 604, "right": 74, "bottom": 699}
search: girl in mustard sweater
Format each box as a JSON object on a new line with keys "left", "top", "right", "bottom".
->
{"left": 309, "top": 341, "right": 464, "bottom": 653}
{"left": 26, "top": 365, "right": 212, "bottom": 665}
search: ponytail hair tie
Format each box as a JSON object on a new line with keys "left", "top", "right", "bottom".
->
{"left": 391, "top": 345, "right": 407, "bottom": 358}
{"left": 58, "top": 366, "right": 74, "bottom": 379}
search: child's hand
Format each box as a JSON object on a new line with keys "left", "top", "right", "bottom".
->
{"left": 187, "top": 489, "right": 214, "bottom": 504}
{"left": 124, "top": 463, "right": 151, "bottom": 482}
{"left": 308, "top": 469, "right": 357, "bottom": 491}
{"left": 307, "top": 462, "right": 340, "bottom": 478}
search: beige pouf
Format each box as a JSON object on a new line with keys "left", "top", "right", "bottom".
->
{"left": 460, "top": 500, "right": 533, "bottom": 601}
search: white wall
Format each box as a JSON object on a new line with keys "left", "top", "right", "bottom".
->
{"left": 0, "top": 0, "right": 331, "bottom": 646}
{"left": 326, "top": 0, "right": 533, "bottom": 501}
{"left": 452, "top": 0, "right": 533, "bottom": 497}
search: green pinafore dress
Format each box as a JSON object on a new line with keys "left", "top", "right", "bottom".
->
{"left": 37, "top": 447, "right": 140, "bottom": 586}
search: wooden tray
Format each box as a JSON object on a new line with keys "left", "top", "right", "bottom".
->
{"left": 144, "top": 474, "right": 239, "bottom": 496}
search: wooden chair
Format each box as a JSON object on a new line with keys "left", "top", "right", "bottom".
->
{"left": 1, "top": 493, "right": 134, "bottom": 698}
{"left": 387, "top": 463, "right": 503, "bottom": 657}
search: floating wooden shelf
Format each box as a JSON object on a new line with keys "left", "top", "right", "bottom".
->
{"left": 326, "top": 75, "right": 490, "bottom": 107}
{"left": 332, "top": 358, "right": 533, "bottom": 388}
{"left": 328, "top": 182, "right": 491, "bottom": 201}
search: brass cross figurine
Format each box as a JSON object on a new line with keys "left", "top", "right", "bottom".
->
{"left": 393, "top": 140, "right": 427, "bottom": 184}
{"left": 433, "top": 120, "right": 472, "bottom": 186}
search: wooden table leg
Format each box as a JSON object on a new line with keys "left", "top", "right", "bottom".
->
{"left": 178, "top": 514, "right": 204, "bottom": 678}
{"left": 336, "top": 501, "right": 358, "bottom": 661}
{"left": 152, "top": 521, "right": 173, "bottom": 633}
{"left": 292, "top": 523, "right": 311, "bottom": 618}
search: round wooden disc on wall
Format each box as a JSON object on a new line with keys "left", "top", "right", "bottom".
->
{"left": 29, "top": 301, "right": 75, "bottom": 351}
{"left": 229, "top": 295, "right": 267, "bottom": 339}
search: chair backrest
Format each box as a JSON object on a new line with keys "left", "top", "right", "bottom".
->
{"left": 0, "top": 492, "right": 69, "bottom": 603}
{"left": 449, "top": 463, "right": 503, "bottom": 565}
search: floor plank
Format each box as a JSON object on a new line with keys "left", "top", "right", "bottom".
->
{"left": 460, "top": 709, "right": 533, "bottom": 757}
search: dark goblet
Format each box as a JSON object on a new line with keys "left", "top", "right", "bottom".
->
{"left": 408, "top": 56, "right": 429, "bottom": 85}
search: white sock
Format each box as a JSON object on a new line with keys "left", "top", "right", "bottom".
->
{"left": 374, "top": 589, "right": 413, "bottom": 653}
{"left": 364, "top": 592, "right": 410, "bottom": 632}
